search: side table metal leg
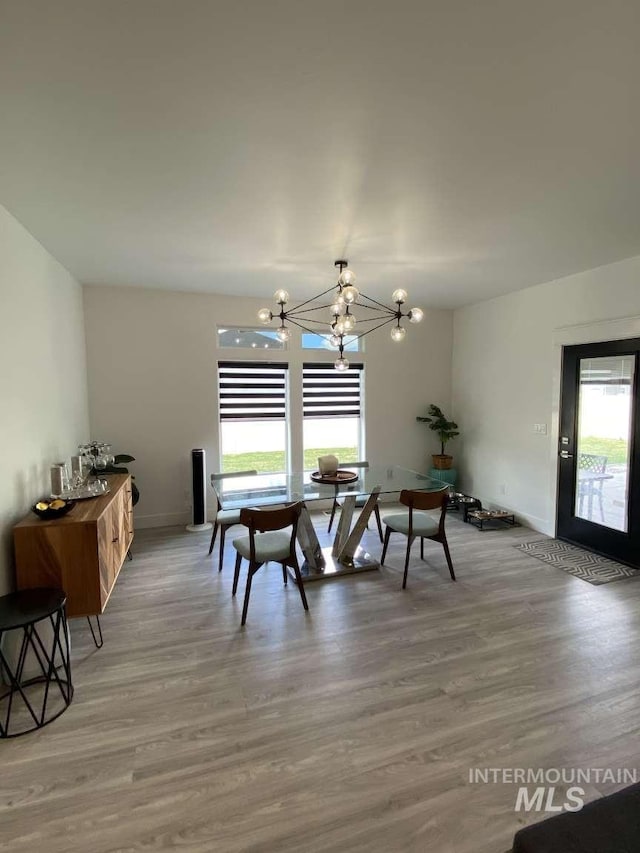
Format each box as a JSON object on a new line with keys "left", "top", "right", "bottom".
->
{"left": 87, "top": 615, "right": 104, "bottom": 649}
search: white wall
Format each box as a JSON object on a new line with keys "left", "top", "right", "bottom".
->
{"left": 83, "top": 285, "right": 453, "bottom": 528}
{"left": 452, "top": 255, "right": 640, "bottom": 533}
{"left": 0, "top": 204, "right": 89, "bottom": 594}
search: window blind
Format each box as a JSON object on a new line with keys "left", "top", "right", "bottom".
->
{"left": 303, "top": 363, "right": 363, "bottom": 419}
{"left": 218, "top": 361, "right": 288, "bottom": 421}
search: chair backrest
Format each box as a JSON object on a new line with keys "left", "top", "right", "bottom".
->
{"left": 399, "top": 489, "right": 447, "bottom": 535}
{"left": 239, "top": 503, "right": 302, "bottom": 563}
{"left": 240, "top": 503, "right": 302, "bottom": 532}
{"left": 578, "top": 453, "right": 607, "bottom": 474}
{"left": 210, "top": 469, "right": 258, "bottom": 511}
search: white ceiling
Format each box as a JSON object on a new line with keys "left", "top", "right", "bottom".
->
{"left": 1, "top": 0, "right": 639, "bottom": 308}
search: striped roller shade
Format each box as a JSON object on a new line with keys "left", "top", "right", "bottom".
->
{"left": 218, "top": 361, "right": 288, "bottom": 421}
{"left": 303, "top": 362, "right": 363, "bottom": 419}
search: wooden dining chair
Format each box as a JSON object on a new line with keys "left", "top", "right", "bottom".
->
{"left": 380, "top": 489, "right": 455, "bottom": 589}
{"left": 326, "top": 460, "right": 384, "bottom": 542}
{"left": 208, "top": 470, "right": 258, "bottom": 571}
{"left": 232, "top": 503, "right": 308, "bottom": 626}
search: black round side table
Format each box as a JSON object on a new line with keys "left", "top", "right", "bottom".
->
{"left": 0, "top": 588, "right": 73, "bottom": 737}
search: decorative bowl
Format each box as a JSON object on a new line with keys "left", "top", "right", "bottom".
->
{"left": 310, "top": 469, "right": 359, "bottom": 485}
{"left": 31, "top": 499, "right": 76, "bottom": 520}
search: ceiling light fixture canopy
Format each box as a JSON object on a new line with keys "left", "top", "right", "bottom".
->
{"left": 258, "top": 260, "right": 423, "bottom": 370}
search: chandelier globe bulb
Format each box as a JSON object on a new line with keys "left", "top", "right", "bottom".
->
{"left": 408, "top": 307, "right": 424, "bottom": 324}
{"left": 338, "top": 268, "right": 356, "bottom": 286}
{"left": 390, "top": 325, "right": 407, "bottom": 342}
{"left": 342, "top": 285, "right": 359, "bottom": 304}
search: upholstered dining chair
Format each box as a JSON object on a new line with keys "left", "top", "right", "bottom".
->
{"left": 326, "top": 460, "right": 384, "bottom": 542}
{"left": 380, "top": 489, "right": 455, "bottom": 589}
{"left": 208, "top": 470, "right": 258, "bottom": 571}
{"left": 232, "top": 503, "right": 308, "bottom": 626}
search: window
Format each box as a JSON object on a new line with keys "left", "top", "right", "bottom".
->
{"left": 218, "top": 361, "right": 288, "bottom": 473}
{"left": 302, "top": 363, "right": 363, "bottom": 469}
{"left": 301, "top": 332, "right": 359, "bottom": 352}
{"left": 217, "top": 327, "right": 285, "bottom": 350}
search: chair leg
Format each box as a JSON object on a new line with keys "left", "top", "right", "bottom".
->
{"left": 291, "top": 558, "right": 309, "bottom": 611}
{"left": 218, "top": 525, "right": 227, "bottom": 572}
{"left": 402, "top": 536, "right": 415, "bottom": 589}
{"left": 208, "top": 520, "right": 219, "bottom": 556}
{"left": 442, "top": 537, "right": 456, "bottom": 581}
{"left": 327, "top": 497, "right": 338, "bottom": 533}
{"left": 420, "top": 537, "right": 424, "bottom": 560}
{"left": 232, "top": 552, "right": 242, "bottom": 596}
{"left": 374, "top": 505, "right": 383, "bottom": 543}
{"left": 282, "top": 563, "right": 288, "bottom": 585}
{"left": 380, "top": 526, "right": 391, "bottom": 564}
{"left": 241, "top": 566, "right": 255, "bottom": 626}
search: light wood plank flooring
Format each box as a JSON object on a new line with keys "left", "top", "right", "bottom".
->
{"left": 3, "top": 512, "right": 640, "bottom": 852}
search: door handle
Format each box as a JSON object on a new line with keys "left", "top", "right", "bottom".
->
{"left": 559, "top": 450, "right": 574, "bottom": 459}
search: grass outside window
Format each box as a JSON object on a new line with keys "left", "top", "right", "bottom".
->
{"left": 579, "top": 436, "right": 629, "bottom": 465}
{"left": 222, "top": 447, "right": 358, "bottom": 474}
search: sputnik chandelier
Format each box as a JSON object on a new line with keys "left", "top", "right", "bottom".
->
{"left": 258, "top": 260, "right": 424, "bottom": 370}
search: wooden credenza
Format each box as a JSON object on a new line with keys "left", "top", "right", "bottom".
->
{"left": 13, "top": 474, "right": 134, "bottom": 618}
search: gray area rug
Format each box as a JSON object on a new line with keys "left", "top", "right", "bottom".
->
{"left": 516, "top": 538, "right": 639, "bottom": 585}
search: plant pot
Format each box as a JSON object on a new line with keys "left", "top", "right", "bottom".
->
{"left": 432, "top": 454, "right": 453, "bottom": 470}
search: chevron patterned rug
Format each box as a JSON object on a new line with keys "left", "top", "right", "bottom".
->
{"left": 516, "top": 539, "right": 639, "bottom": 585}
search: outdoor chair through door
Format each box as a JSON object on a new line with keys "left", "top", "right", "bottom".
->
{"left": 577, "top": 453, "right": 608, "bottom": 522}
{"left": 380, "top": 489, "right": 455, "bottom": 588}
{"left": 232, "top": 502, "right": 308, "bottom": 626}
{"left": 208, "top": 469, "right": 258, "bottom": 572}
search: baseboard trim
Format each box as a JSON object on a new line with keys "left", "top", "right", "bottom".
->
{"left": 135, "top": 511, "right": 191, "bottom": 530}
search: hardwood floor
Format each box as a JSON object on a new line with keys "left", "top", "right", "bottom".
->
{"left": 3, "top": 512, "right": 640, "bottom": 852}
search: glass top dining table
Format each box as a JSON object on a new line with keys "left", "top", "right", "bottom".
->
{"left": 217, "top": 466, "right": 447, "bottom": 581}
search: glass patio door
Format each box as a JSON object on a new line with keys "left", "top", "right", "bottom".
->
{"left": 557, "top": 338, "right": 640, "bottom": 568}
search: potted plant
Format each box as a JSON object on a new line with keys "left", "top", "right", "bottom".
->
{"left": 92, "top": 451, "right": 139, "bottom": 505}
{"left": 416, "top": 404, "right": 459, "bottom": 469}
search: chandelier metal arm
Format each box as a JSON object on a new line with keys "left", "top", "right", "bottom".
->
{"left": 286, "top": 303, "right": 336, "bottom": 317}
{"left": 284, "top": 315, "right": 333, "bottom": 326}
{"left": 351, "top": 316, "right": 399, "bottom": 339}
{"left": 287, "top": 307, "right": 395, "bottom": 324}
{"left": 354, "top": 292, "right": 400, "bottom": 314}
{"left": 342, "top": 312, "right": 398, "bottom": 323}
{"left": 285, "top": 286, "right": 337, "bottom": 314}
{"left": 281, "top": 316, "right": 328, "bottom": 336}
